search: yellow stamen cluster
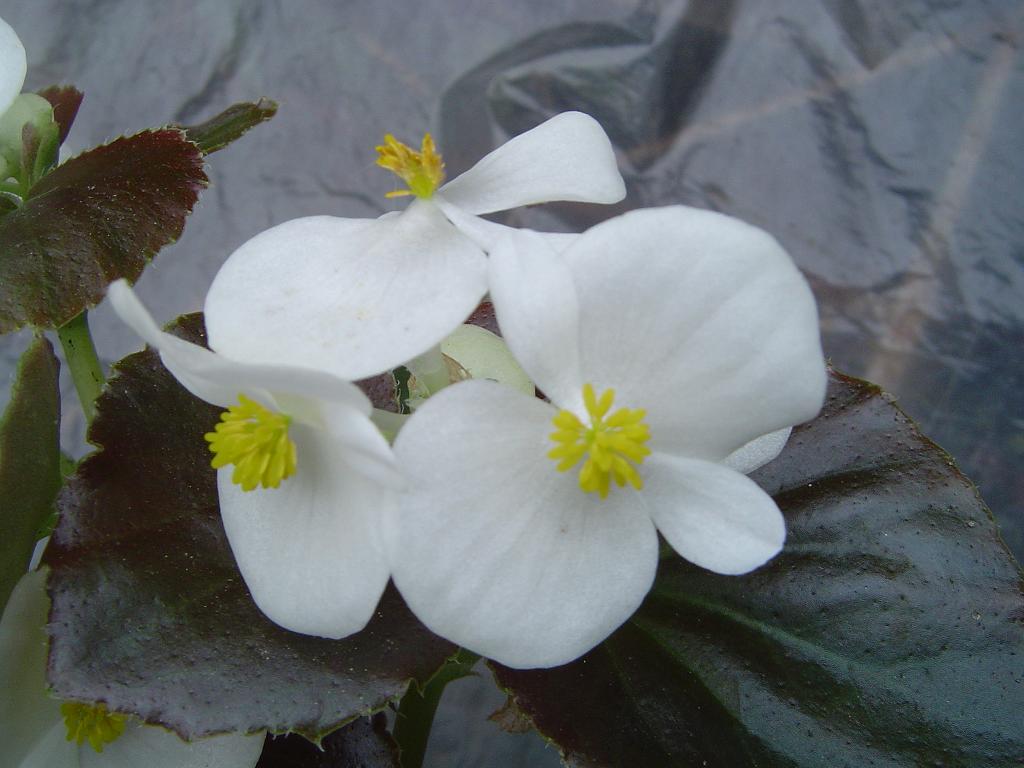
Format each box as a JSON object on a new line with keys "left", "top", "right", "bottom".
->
{"left": 548, "top": 384, "right": 651, "bottom": 498}
{"left": 375, "top": 133, "right": 445, "bottom": 199}
{"left": 204, "top": 394, "right": 297, "bottom": 491}
{"left": 61, "top": 701, "right": 127, "bottom": 753}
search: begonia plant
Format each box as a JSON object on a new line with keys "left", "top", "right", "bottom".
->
{"left": 1, "top": 10, "right": 1021, "bottom": 768}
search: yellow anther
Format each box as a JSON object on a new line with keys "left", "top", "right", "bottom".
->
{"left": 61, "top": 701, "right": 127, "bottom": 753}
{"left": 547, "top": 384, "right": 651, "bottom": 499}
{"left": 204, "top": 394, "right": 297, "bottom": 491}
{"left": 375, "top": 132, "right": 445, "bottom": 199}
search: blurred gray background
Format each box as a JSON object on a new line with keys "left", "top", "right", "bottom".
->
{"left": 2, "top": 1, "right": 1022, "bottom": 765}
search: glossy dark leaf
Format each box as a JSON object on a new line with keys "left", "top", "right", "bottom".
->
{"left": 0, "top": 336, "right": 61, "bottom": 613}
{"left": 44, "top": 315, "right": 454, "bottom": 740}
{"left": 492, "top": 369, "right": 1024, "bottom": 767}
{"left": 37, "top": 85, "right": 84, "bottom": 145}
{"left": 0, "top": 129, "right": 207, "bottom": 332}
{"left": 181, "top": 99, "right": 278, "bottom": 155}
{"left": 256, "top": 714, "right": 399, "bottom": 768}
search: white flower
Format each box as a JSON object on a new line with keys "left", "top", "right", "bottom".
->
{"left": 0, "top": 569, "right": 266, "bottom": 768}
{"left": 0, "top": 15, "right": 26, "bottom": 119}
{"left": 0, "top": 14, "right": 55, "bottom": 185}
{"left": 387, "top": 206, "right": 827, "bottom": 669}
{"left": 107, "top": 280, "right": 402, "bottom": 639}
{"left": 202, "top": 111, "right": 625, "bottom": 382}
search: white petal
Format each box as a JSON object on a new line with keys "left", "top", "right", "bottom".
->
{"left": 722, "top": 427, "right": 792, "bottom": 475}
{"left": 391, "top": 381, "right": 658, "bottom": 669}
{"left": 535, "top": 231, "right": 580, "bottom": 255}
{"left": 430, "top": 200, "right": 507, "bottom": 251}
{"left": 641, "top": 453, "right": 785, "bottom": 575}
{"left": 319, "top": 401, "right": 405, "bottom": 490}
{"left": 0, "top": 16, "right": 26, "bottom": 118}
{"left": 108, "top": 280, "right": 245, "bottom": 407}
{"left": 204, "top": 202, "right": 487, "bottom": 381}
{"left": 434, "top": 199, "right": 579, "bottom": 255}
{"left": 29, "top": 535, "right": 49, "bottom": 571}
{"left": 438, "top": 111, "right": 625, "bottom": 215}
{"left": 107, "top": 281, "right": 371, "bottom": 414}
{"left": 487, "top": 231, "right": 584, "bottom": 412}
{"left": 18, "top": 721, "right": 77, "bottom": 768}
{"left": 564, "top": 206, "right": 827, "bottom": 460}
{"left": 218, "top": 417, "right": 395, "bottom": 639}
{"left": 80, "top": 722, "right": 264, "bottom": 768}
{"left": 0, "top": 570, "right": 66, "bottom": 768}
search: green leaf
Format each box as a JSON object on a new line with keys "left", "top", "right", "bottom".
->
{"left": 492, "top": 369, "right": 1024, "bottom": 767}
{"left": 0, "top": 336, "right": 61, "bottom": 613}
{"left": 256, "top": 714, "right": 399, "bottom": 767}
{"left": 0, "top": 129, "right": 207, "bottom": 332}
{"left": 22, "top": 119, "right": 62, "bottom": 199}
{"left": 43, "top": 314, "right": 454, "bottom": 741}
{"left": 393, "top": 649, "right": 479, "bottom": 768}
{"left": 37, "top": 85, "right": 84, "bottom": 146}
{"left": 180, "top": 99, "right": 278, "bottom": 155}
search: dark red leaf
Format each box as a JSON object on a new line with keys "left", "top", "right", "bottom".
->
{"left": 0, "top": 129, "right": 207, "bottom": 332}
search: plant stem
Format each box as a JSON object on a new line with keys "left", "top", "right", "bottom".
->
{"left": 57, "top": 311, "right": 105, "bottom": 425}
{"left": 393, "top": 648, "right": 480, "bottom": 768}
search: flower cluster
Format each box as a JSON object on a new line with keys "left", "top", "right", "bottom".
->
{"left": 2, "top": 7, "right": 825, "bottom": 757}
{"left": 108, "top": 110, "right": 826, "bottom": 672}
{"left": 1, "top": 6, "right": 826, "bottom": 765}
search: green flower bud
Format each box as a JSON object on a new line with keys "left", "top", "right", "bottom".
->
{"left": 0, "top": 93, "right": 55, "bottom": 180}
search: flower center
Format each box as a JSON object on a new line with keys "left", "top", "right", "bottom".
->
{"left": 547, "top": 383, "right": 651, "bottom": 499}
{"left": 205, "top": 394, "right": 297, "bottom": 491}
{"left": 61, "top": 701, "right": 127, "bottom": 753}
{"left": 375, "top": 133, "right": 445, "bottom": 198}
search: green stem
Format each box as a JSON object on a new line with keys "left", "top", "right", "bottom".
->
{"left": 393, "top": 648, "right": 480, "bottom": 768}
{"left": 57, "top": 311, "right": 105, "bottom": 425}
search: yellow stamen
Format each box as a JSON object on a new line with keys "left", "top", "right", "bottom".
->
{"left": 204, "top": 394, "right": 297, "bottom": 491}
{"left": 61, "top": 701, "right": 127, "bottom": 753}
{"left": 547, "top": 384, "right": 651, "bottom": 499}
{"left": 375, "top": 133, "right": 445, "bottom": 199}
